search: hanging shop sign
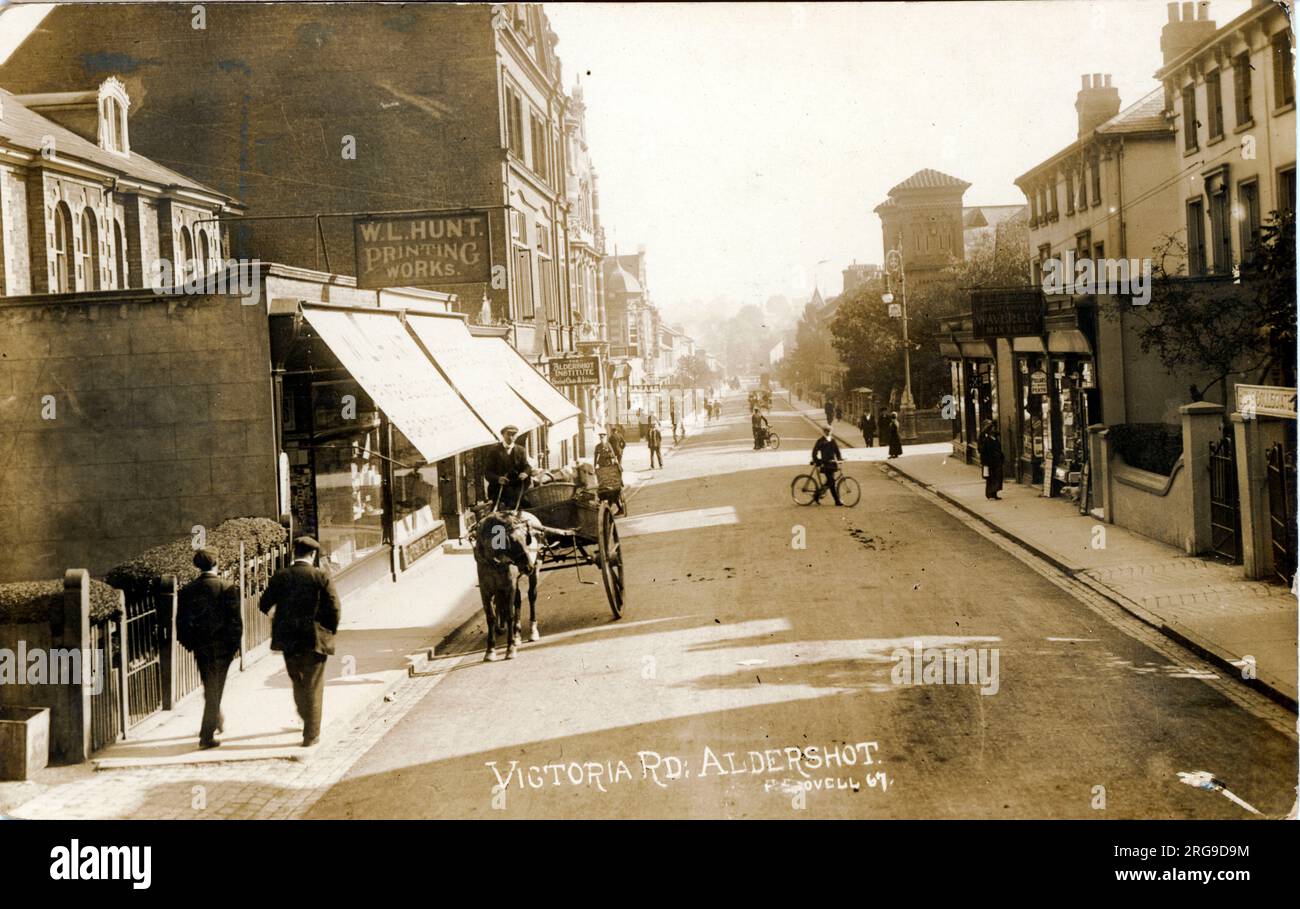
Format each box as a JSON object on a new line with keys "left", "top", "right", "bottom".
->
{"left": 354, "top": 210, "right": 492, "bottom": 288}
{"left": 971, "top": 289, "right": 1045, "bottom": 339}
{"left": 548, "top": 356, "right": 601, "bottom": 386}
{"left": 1029, "top": 370, "right": 1049, "bottom": 396}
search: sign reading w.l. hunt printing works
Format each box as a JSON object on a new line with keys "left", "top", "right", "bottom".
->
{"left": 354, "top": 212, "right": 492, "bottom": 288}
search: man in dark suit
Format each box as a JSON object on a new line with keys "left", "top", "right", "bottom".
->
{"left": 259, "top": 536, "right": 341, "bottom": 748}
{"left": 811, "top": 425, "right": 844, "bottom": 505}
{"left": 484, "top": 425, "right": 533, "bottom": 510}
{"left": 176, "top": 548, "right": 242, "bottom": 749}
{"left": 647, "top": 420, "right": 663, "bottom": 469}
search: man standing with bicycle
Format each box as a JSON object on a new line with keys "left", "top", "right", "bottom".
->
{"left": 810, "top": 425, "right": 844, "bottom": 505}
{"left": 751, "top": 408, "right": 769, "bottom": 450}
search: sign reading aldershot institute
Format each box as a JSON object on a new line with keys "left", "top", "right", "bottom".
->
{"left": 354, "top": 212, "right": 491, "bottom": 289}
{"left": 548, "top": 357, "right": 600, "bottom": 386}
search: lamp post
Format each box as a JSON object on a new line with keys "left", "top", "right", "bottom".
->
{"left": 884, "top": 247, "right": 918, "bottom": 442}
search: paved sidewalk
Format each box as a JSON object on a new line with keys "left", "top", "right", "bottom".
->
{"left": 90, "top": 546, "right": 482, "bottom": 770}
{"left": 885, "top": 451, "right": 1298, "bottom": 708}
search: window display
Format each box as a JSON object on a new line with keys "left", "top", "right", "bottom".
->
{"left": 311, "top": 381, "right": 385, "bottom": 572}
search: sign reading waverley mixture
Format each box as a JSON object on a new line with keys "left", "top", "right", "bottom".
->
{"left": 354, "top": 211, "right": 491, "bottom": 289}
{"left": 548, "top": 356, "right": 600, "bottom": 386}
{"left": 971, "top": 289, "right": 1044, "bottom": 339}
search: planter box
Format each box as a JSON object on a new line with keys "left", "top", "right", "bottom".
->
{"left": 0, "top": 706, "right": 50, "bottom": 781}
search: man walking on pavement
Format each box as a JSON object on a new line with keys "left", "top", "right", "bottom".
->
{"left": 608, "top": 424, "right": 626, "bottom": 464}
{"left": 647, "top": 419, "right": 664, "bottom": 469}
{"left": 810, "top": 425, "right": 844, "bottom": 505}
{"left": 859, "top": 410, "right": 876, "bottom": 447}
{"left": 176, "top": 548, "right": 242, "bottom": 750}
{"left": 259, "top": 536, "right": 341, "bottom": 748}
{"left": 484, "top": 425, "right": 532, "bottom": 510}
{"left": 824, "top": 398, "right": 835, "bottom": 427}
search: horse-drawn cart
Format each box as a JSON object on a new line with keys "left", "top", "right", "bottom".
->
{"left": 520, "top": 481, "right": 625, "bottom": 618}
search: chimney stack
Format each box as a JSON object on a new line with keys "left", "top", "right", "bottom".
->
{"left": 1161, "top": 1, "right": 1217, "bottom": 64}
{"left": 1076, "top": 73, "right": 1121, "bottom": 137}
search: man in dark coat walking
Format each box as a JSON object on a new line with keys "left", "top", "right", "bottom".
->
{"left": 823, "top": 398, "right": 835, "bottom": 426}
{"left": 810, "top": 425, "right": 844, "bottom": 505}
{"left": 978, "top": 420, "right": 1005, "bottom": 500}
{"left": 259, "top": 536, "right": 341, "bottom": 747}
{"left": 859, "top": 411, "right": 876, "bottom": 447}
{"left": 647, "top": 420, "right": 663, "bottom": 469}
{"left": 176, "top": 548, "right": 242, "bottom": 749}
{"left": 608, "top": 424, "right": 626, "bottom": 464}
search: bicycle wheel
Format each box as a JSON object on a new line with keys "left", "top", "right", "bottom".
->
{"left": 791, "top": 474, "right": 819, "bottom": 506}
{"left": 836, "top": 475, "right": 861, "bottom": 507}
{"left": 767, "top": 431, "right": 780, "bottom": 450}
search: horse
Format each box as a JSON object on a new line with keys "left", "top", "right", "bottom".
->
{"left": 472, "top": 509, "right": 543, "bottom": 661}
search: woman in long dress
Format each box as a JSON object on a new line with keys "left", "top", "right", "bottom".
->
{"left": 886, "top": 411, "right": 903, "bottom": 459}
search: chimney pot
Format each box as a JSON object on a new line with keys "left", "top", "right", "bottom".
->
{"left": 1092, "top": 72, "right": 1104, "bottom": 87}
{"left": 1103, "top": 74, "right": 1112, "bottom": 87}
{"left": 1197, "top": 1, "right": 1209, "bottom": 20}
{"left": 1182, "top": 2, "right": 1194, "bottom": 20}
{"left": 1167, "top": 1, "right": 1178, "bottom": 22}
{"left": 1081, "top": 74, "right": 1091, "bottom": 89}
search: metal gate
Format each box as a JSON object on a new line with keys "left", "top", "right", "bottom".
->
{"left": 1208, "top": 434, "right": 1241, "bottom": 563}
{"left": 1266, "top": 440, "right": 1297, "bottom": 585}
{"left": 123, "top": 587, "right": 164, "bottom": 729}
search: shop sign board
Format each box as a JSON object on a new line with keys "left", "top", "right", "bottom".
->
{"left": 548, "top": 356, "right": 601, "bottom": 386}
{"left": 354, "top": 211, "right": 491, "bottom": 288}
{"left": 1029, "top": 370, "right": 1049, "bottom": 395}
{"left": 972, "top": 289, "right": 1044, "bottom": 339}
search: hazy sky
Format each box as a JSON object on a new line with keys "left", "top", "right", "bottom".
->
{"left": 1, "top": 1, "right": 1254, "bottom": 315}
{"left": 548, "top": 0, "right": 1252, "bottom": 312}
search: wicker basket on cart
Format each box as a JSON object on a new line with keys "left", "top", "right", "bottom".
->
{"left": 522, "top": 481, "right": 579, "bottom": 529}
{"left": 596, "top": 464, "right": 623, "bottom": 492}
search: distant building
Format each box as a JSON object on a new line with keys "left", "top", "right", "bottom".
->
{"left": 841, "top": 261, "right": 881, "bottom": 296}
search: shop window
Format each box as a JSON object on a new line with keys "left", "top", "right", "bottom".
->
{"left": 391, "top": 427, "right": 442, "bottom": 545}
{"left": 79, "top": 208, "right": 100, "bottom": 291}
{"left": 52, "top": 202, "right": 73, "bottom": 293}
{"left": 311, "top": 380, "right": 385, "bottom": 573}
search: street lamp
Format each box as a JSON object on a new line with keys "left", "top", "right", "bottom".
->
{"left": 884, "top": 247, "right": 918, "bottom": 442}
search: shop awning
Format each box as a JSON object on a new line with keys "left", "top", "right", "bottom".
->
{"left": 406, "top": 314, "right": 542, "bottom": 436}
{"left": 1013, "top": 336, "right": 1047, "bottom": 353}
{"left": 479, "top": 337, "right": 581, "bottom": 426}
{"left": 1047, "top": 329, "right": 1092, "bottom": 354}
{"left": 302, "top": 307, "right": 496, "bottom": 462}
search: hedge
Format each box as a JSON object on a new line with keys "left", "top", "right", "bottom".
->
{"left": 104, "top": 516, "right": 288, "bottom": 592}
{"left": 1109, "top": 423, "right": 1183, "bottom": 476}
{"left": 0, "top": 578, "right": 122, "bottom": 625}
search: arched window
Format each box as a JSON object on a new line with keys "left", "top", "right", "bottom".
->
{"left": 195, "top": 227, "right": 209, "bottom": 275}
{"left": 114, "top": 219, "right": 128, "bottom": 289}
{"left": 52, "top": 202, "right": 73, "bottom": 293}
{"left": 80, "top": 209, "right": 100, "bottom": 291}
{"left": 179, "top": 225, "right": 194, "bottom": 283}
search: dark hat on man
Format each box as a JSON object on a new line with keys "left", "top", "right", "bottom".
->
{"left": 192, "top": 547, "right": 218, "bottom": 571}
{"left": 294, "top": 535, "right": 320, "bottom": 552}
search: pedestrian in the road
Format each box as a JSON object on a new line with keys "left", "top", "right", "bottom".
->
{"left": 885, "top": 411, "right": 903, "bottom": 459}
{"left": 484, "top": 425, "right": 533, "bottom": 510}
{"left": 751, "top": 408, "right": 769, "bottom": 449}
{"left": 176, "top": 547, "right": 242, "bottom": 750}
{"left": 810, "top": 425, "right": 844, "bottom": 506}
{"left": 859, "top": 410, "right": 876, "bottom": 447}
{"left": 594, "top": 431, "right": 618, "bottom": 469}
{"left": 647, "top": 420, "right": 663, "bottom": 469}
{"left": 978, "top": 419, "right": 1004, "bottom": 500}
{"left": 259, "top": 536, "right": 341, "bottom": 748}
{"left": 609, "top": 424, "right": 626, "bottom": 463}
{"left": 835, "top": 403, "right": 844, "bottom": 422}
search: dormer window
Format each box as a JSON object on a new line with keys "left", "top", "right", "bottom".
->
{"left": 97, "top": 77, "right": 130, "bottom": 155}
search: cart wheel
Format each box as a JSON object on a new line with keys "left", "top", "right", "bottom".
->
{"left": 597, "top": 502, "right": 625, "bottom": 619}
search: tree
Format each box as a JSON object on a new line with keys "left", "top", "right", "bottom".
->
{"left": 672, "top": 352, "right": 719, "bottom": 389}
{"left": 1111, "top": 210, "right": 1296, "bottom": 402}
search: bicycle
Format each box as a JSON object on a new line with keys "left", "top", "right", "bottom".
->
{"left": 791, "top": 461, "right": 860, "bottom": 506}
{"left": 760, "top": 427, "right": 781, "bottom": 450}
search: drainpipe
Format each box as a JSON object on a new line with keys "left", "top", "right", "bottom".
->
{"left": 1116, "top": 137, "right": 1127, "bottom": 258}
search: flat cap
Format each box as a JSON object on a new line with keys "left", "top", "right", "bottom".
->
{"left": 192, "top": 547, "right": 218, "bottom": 571}
{"left": 500, "top": 425, "right": 519, "bottom": 435}
{"left": 294, "top": 535, "right": 321, "bottom": 552}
